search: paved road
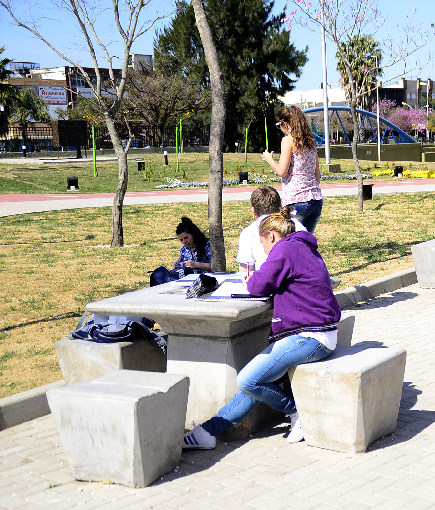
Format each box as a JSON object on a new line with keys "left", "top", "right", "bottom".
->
{"left": 1, "top": 179, "right": 435, "bottom": 217}
{"left": 1, "top": 282, "right": 434, "bottom": 509}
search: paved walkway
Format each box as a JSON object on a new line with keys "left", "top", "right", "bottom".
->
{"left": 1, "top": 179, "right": 435, "bottom": 217}
{"left": 1, "top": 282, "right": 434, "bottom": 509}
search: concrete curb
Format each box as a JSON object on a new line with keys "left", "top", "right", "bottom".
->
{"left": 0, "top": 267, "right": 418, "bottom": 431}
{"left": 335, "top": 267, "right": 417, "bottom": 310}
{"left": 0, "top": 380, "right": 65, "bottom": 431}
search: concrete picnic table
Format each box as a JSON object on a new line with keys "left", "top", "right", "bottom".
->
{"left": 86, "top": 275, "right": 277, "bottom": 437}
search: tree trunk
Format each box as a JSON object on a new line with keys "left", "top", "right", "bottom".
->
{"left": 191, "top": 0, "right": 226, "bottom": 273}
{"left": 350, "top": 101, "right": 364, "bottom": 211}
{"left": 105, "top": 113, "right": 128, "bottom": 247}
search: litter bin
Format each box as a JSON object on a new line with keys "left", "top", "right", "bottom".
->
{"left": 394, "top": 165, "right": 403, "bottom": 177}
{"left": 138, "top": 161, "right": 145, "bottom": 171}
{"left": 362, "top": 183, "right": 374, "bottom": 200}
{"left": 239, "top": 171, "right": 248, "bottom": 184}
{"left": 67, "top": 177, "right": 79, "bottom": 190}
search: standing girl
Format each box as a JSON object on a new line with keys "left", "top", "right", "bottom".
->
{"left": 183, "top": 206, "right": 340, "bottom": 449}
{"left": 262, "top": 106, "right": 323, "bottom": 233}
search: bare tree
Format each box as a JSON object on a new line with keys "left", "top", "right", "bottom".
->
{"left": 0, "top": 0, "right": 164, "bottom": 245}
{"left": 284, "top": 0, "right": 433, "bottom": 210}
{"left": 191, "top": 0, "right": 226, "bottom": 272}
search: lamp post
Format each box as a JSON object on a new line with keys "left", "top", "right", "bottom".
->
{"left": 420, "top": 81, "right": 430, "bottom": 140}
{"left": 375, "top": 56, "right": 380, "bottom": 162}
{"left": 320, "top": 4, "right": 330, "bottom": 164}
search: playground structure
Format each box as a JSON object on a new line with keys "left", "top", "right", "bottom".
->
{"left": 303, "top": 106, "right": 417, "bottom": 146}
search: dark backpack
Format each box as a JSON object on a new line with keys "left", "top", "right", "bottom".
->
{"left": 69, "top": 313, "right": 166, "bottom": 354}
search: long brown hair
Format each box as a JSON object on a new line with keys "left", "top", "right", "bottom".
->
{"left": 276, "top": 105, "right": 316, "bottom": 153}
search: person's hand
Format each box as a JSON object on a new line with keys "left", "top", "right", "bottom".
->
{"left": 243, "top": 273, "right": 252, "bottom": 284}
{"left": 184, "top": 260, "right": 196, "bottom": 269}
{"left": 262, "top": 150, "right": 274, "bottom": 164}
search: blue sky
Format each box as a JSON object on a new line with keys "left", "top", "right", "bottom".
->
{"left": 1, "top": 0, "right": 434, "bottom": 92}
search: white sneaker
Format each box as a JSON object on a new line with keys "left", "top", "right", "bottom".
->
{"left": 183, "top": 423, "right": 216, "bottom": 450}
{"left": 287, "top": 413, "right": 304, "bottom": 443}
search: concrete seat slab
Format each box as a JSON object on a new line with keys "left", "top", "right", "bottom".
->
{"left": 289, "top": 345, "right": 406, "bottom": 453}
{"left": 47, "top": 370, "right": 189, "bottom": 488}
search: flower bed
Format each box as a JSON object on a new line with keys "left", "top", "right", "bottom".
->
{"left": 155, "top": 173, "right": 373, "bottom": 189}
{"left": 402, "top": 169, "right": 435, "bottom": 179}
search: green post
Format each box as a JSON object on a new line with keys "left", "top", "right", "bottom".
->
{"left": 245, "top": 126, "right": 248, "bottom": 167}
{"left": 175, "top": 127, "right": 180, "bottom": 173}
{"left": 92, "top": 124, "right": 97, "bottom": 177}
{"left": 265, "top": 117, "right": 269, "bottom": 151}
{"left": 179, "top": 119, "right": 183, "bottom": 154}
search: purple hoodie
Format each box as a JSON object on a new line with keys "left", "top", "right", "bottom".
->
{"left": 247, "top": 231, "right": 341, "bottom": 335}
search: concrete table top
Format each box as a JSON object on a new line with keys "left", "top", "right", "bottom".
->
{"left": 86, "top": 279, "right": 273, "bottom": 337}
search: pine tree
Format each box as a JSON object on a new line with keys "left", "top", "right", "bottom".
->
{"left": 154, "top": 0, "right": 307, "bottom": 151}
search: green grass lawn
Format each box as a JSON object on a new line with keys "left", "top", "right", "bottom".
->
{"left": 1, "top": 152, "right": 434, "bottom": 195}
{"left": 1, "top": 192, "right": 435, "bottom": 398}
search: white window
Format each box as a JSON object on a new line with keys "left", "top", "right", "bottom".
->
{"left": 70, "top": 76, "right": 85, "bottom": 88}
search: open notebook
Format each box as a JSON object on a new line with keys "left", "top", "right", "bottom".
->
{"left": 203, "top": 280, "right": 271, "bottom": 301}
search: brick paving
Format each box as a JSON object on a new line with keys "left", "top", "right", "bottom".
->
{"left": 0, "top": 283, "right": 434, "bottom": 509}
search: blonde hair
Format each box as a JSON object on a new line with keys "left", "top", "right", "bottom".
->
{"left": 276, "top": 105, "right": 316, "bottom": 154}
{"left": 259, "top": 206, "right": 295, "bottom": 238}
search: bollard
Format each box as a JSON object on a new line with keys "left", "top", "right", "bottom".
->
{"left": 164, "top": 151, "right": 168, "bottom": 166}
{"left": 239, "top": 171, "right": 248, "bottom": 184}
{"left": 67, "top": 177, "right": 79, "bottom": 190}
{"left": 394, "top": 165, "right": 403, "bottom": 177}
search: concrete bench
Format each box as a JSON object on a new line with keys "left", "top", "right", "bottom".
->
{"left": 412, "top": 239, "right": 435, "bottom": 288}
{"left": 288, "top": 345, "right": 406, "bottom": 453}
{"left": 47, "top": 370, "right": 189, "bottom": 488}
{"left": 55, "top": 336, "right": 167, "bottom": 385}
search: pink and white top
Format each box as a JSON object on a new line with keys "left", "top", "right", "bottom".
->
{"left": 281, "top": 148, "right": 322, "bottom": 206}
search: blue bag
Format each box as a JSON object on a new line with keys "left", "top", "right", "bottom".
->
{"left": 69, "top": 313, "right": 166, "bottom": 354}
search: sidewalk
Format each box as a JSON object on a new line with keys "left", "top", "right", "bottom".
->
{"left": 1, "top": 179, "right": 435, "bottom": 217}
{"left": 1, "top": 277, "right": 434, "bottom": 509}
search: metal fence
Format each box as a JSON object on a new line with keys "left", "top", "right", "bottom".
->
{"left": 0, "top": 123, "right": 210, "bottom": 153}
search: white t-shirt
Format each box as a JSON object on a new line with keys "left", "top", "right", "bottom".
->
{"left": 237, "top": 215, "right": 307, "bottom": 270}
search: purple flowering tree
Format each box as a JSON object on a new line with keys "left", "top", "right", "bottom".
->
{"left": 371, "top": 98, "right": 397, "bottom": 121}
{"left": 388, "top": 107, "right": 431, "bottom": 137}
{"left": 371, "top": 99, "right": 432, "bottom": 138}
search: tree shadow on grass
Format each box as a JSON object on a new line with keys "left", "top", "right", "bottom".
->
{"left": 0, "top": 311, "right": 81, "bottom": 334}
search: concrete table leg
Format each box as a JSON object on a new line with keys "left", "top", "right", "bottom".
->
{"left": 162, "top": 309, "right": 281, "bottom": 439}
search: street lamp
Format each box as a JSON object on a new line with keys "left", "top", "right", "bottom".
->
{"left": 320, "top": 5, "right": 330, "bottom": 164}
{"left": 419, "top": 80, "right": 430, "bottom": 140}
{"left": 375, "top": 56, "right": 380, "bottom": 162}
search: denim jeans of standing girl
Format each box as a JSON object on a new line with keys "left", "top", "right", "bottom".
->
{"left": 291, "top": 198, "right": 323, "bottom": 234}
{"left": 201, "top": 334, "right": 332, "bottom": 437}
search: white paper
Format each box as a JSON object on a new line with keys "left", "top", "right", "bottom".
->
{"left": 211, "top": 281, "right": 249, "bottom": 298}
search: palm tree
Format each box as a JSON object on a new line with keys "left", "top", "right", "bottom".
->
{"left": 0, "top": 46, "right": 18, "bottom": 135}
{"left": 9, "top": 87, "right": 50, "bottom": 156}
{"left": 336, "top": 35, "right": 382, "bottom": 113}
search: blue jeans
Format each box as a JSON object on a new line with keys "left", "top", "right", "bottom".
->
{"left": 201, "top": 335, "right": 332, "bottom": 437}
{"left": 291, "top": 199, "right": 323, "bottom": 234}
